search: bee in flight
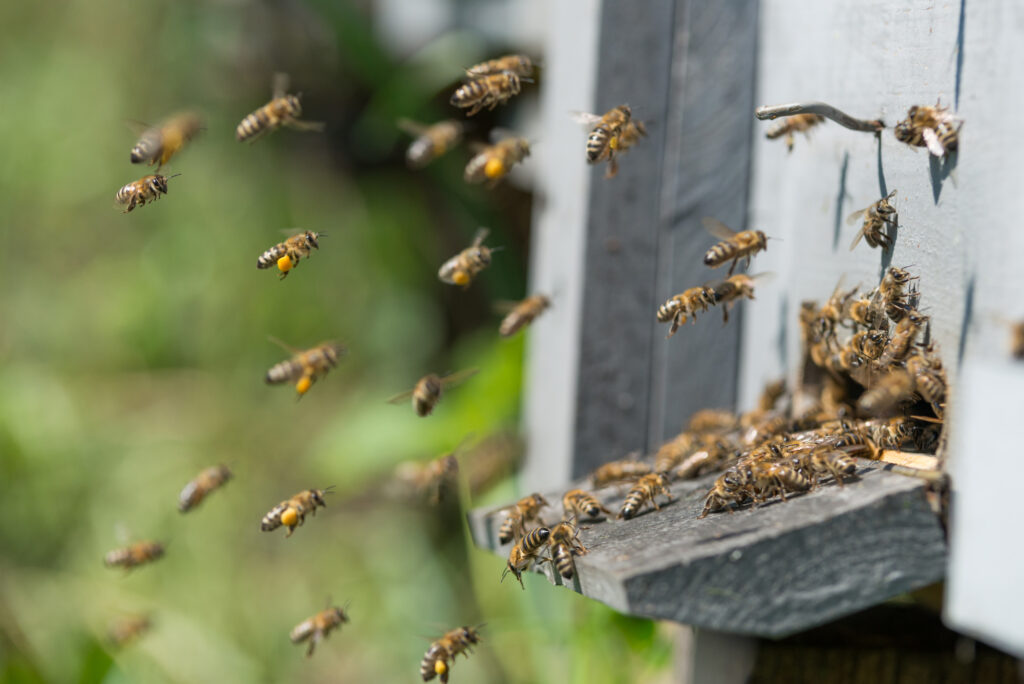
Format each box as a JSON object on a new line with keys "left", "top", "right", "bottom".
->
{"left": 894, "top": 102, "right": 961, "bottom": 157}
{"left": 178, "top": 464, "right": 232, "bottom": 513}
{"left": 106, "top": 615, "right": 152, "bottom": 649}
{"left": 290, "top": 603, "right": 349, "bottom": 657}
{"left": 604, "top": 119, "right": 648, "bottom": 178}
{"left": 464, "top": 134, "right": 531, "bottom": 187}
{"left": 236, "top": 73, "right": 324, "bottom": 143}
{"left": 398, "top": 119, "right": 464, "bottom": 169}
{"left": 264, "top": 338, "right": 345, "bottom": 398}
{"left": 497, "top": 493, "right": 548, "bottom": 544}
{"left": 498, "top": 294, "right": 551, "bottom": 337}
{"left": 387, "top": 369, "right": 479, "bottom": 417}
{"left": 130, "top": 111, "right": 204, "bottom": 170}
{"left": 657, "top": 285, "right": 716, "bottom": 337}
{"left": 261, "top": 487, "right": 333, "bottom": 537}
{"left": 711, "top": 272, "right": 769, "bottom": 323}
{"left": 104, "top": 541, "right": 164, "bottom": 570}
{"left": 115, "top": 173, "right": 179, "bottom": 213}
{"left": 572, "top": 105, "right": 632, "bottom": 177}
{"left": 450, "top": 70, "right": 525, "bottom": 117}
{"left": 702, "top": 217, "right": 770, "bottom": 275}
{"left": 392, "top": 452, "right": 460, "bottom": 505}
{"left": 420, "top": 625, "right": 483, "bottom": 683}
{"left": 466, "top": 54, "right": 534, "bottom": 79}
{"left": 257, "top": 230, "right": 325, "bottom": 280}
{"left": 765, "top": 113, "right": 824, "bottom": 152}
{"left": 847, "top": 190, "right": 898, "bottom": 251}
{"left": 438, "top": 228, "right": 498, "bottom": 288}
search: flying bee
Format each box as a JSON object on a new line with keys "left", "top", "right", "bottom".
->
{"left": 393, "top": 453, "right": 460, "bottom": 505}
{"left": 438, "top": 228, "right": 497, "bottom": 288}
{"left": 498, "top": 294, "right": 551, "bottom": 337}
{"left": 466, "top": 54, "right": 534, "bottom": 78}
{"left": 702, "top": 218, "right": 770, "bottom": 275}
{"left": 104, "top": 541, "right": 164, "bottom": 570}
{"left": 894, "top": 102, "right": 961, "bottom": 157}
{"left": 502, "top": 526, "right": 550, "bottom": 589}
{"left": 115, "top": 173, "right": 179, "bottom": 213}
{"left": 450, "top": 70, "right": 524, "bottom": 117}
{"left": 130, "top": 111, "right": 204, "bottom": 170}
{"left": 547, "top": 521, "right": 587, "bottom": 580}
{"left": 857, "top": 368, "right": 915, "bottom": 415}
{"left": 765, "top": 113, "right": 825, "bottom": 152}
{"left": 590, "top": 458, "right": 652, "bottom": 488}
{"left": 265, "top": 339, "right": 345, "bottom": 398}
{"left": 657, "top": 285, "right": 717, "bottom": 336}
{"left": 497, "top": 493, "right": 548, "bottom": 544}
{"left": 387, "top": 369, "right": 479, "bottom": 417}
{"left": 848, "top": 190, "right": 898, "bottom": 251}
{"left": 572, "top": 105, "right": 632, "bottom": 174}
{"left": 562, "top": 488, "right": 612, "bottom": 521}
{"left": 398, "top": 119, "right": 464, "bottom": 169}
{"left": 260, "top": 487, "right": 332, "bottom": 537}
{"left": 420, "top": 625, "right": 483, "bottom": 683}
{"left": 464, "top": 135, "right": 530, "bottom": 187}
{"left": 290, "top": 604, "right": 349, "bottom": 657}
{"left": 178, "top": 464, "right": 232, "bottom": 513}
{"left": 107, "top": 615, "right": 152, "bottom": 649}
{"left": 879, "top": 310, "right": 929, "bottom": 366}
{"left": 618, "top": 472, "right": 673, "bottom": 520}
{"left": 257, "top": 230, "right": 325, "bottom": 280}
{"left": 711, "top": 273, "right": 766, "bottom": 323}
{"left": 603, "top": 120, "right": 648, "bottom": 178}
{"left": 236, "top": 73, "right": 324, "bottom": 143}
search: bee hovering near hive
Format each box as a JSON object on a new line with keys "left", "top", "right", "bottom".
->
{"left": 290, "top": 603, "right": 349, "bottom": 657}
{"left": 398, "top": 119, "right": 464, "bottom": 169}
{"left": 765, "top": 113, "right": 824, "bottom": 152}
{"left": 894, "top": 101, "right": 961, "bottom": 157}
{"left": 178, "top": 464, "right": 232, "bottom": 513}
{"left": 104, "top": 541, "right": 164, "bottom": 571}
{"left": 848, "top": 190, "right": 898, "bottom": 251}
{"left": 392, "top": 452, "right": 460, "bottom": 505}
{"left": 106, "top": 615, "right": 152, "bottom": 649}
{"left": 261, "top": 487, "right": 332, "bottom": 537}
{"left": 656, "top": 285, "right": 717, "bottom": 337}
{"left": 702, "top": 217, "right": 770, "bottom": 275}
{"left": 236, "top": 73, "right": 324, "bottom": 143}
{"left": 387, "top": 369, "right": 479, "bottom": 417}
{"left": 264, "top": 338, "right": 345, "bottom": 398}
{"left": 464, "top": 133, "right": 531, "bottom": 187}
{"left": 571, "top": 104, "right": 633, "bottom": 178}
{"left": 130, "top": 111, "right": 204, "bottom": 170}
{"left": 710, "top": 272, "right": 769, "bottom": 323}
{"left": 466, "top": 54, "right": 534, "bottom": 79}
{"left": 497, "top": 294, "right": 550, "bottom": 337}
{"left": 450, "top": 70, "right": 525, "bottom": 117}
{"left": 257, "top": 230, "right": 325, "bottom": 280}
{"left": 420, "top": 625, "right": 483, "bottom": 683}
{"left": 115, "top": 173, "right": 179, "bottom": 213}
{"left": 438, "top": 228, "right": 498, "bottom": 288}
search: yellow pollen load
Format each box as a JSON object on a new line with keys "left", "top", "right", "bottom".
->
{"left": 280, "top": 507, "right": 299, "bottom": 527}
{"left": 277, "top": 255, "right": 294, "bottom": 273}
{"left": 484, "top": 158, "right": 505, "bottom": 179}
{"left": 453, "top": 271, "right": 470, "bottom": 286}
{"left": 435, "top": 660, "right": 448, "bottom": 675}
{"left": 609, "top": 136, "right": 619, "bottom": 150}
{"left": 295, "top": 376, "right": 313, "bottom": 395}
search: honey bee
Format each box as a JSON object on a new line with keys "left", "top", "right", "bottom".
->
{"left": 498, "top": 294, "right": 551, "bottom": 337}
{"left": 236, "top": 73, "right": 324, "bottom": 143}
{"left": 260, "top": 487, "right": 332, "bottom": 537}
{"left": 848, "top": 190, "right": 898, "bottom": 251}
{"left": 438, "top": 228, "right": 497, "bottom": 288}
{"left": 104, "top": 541, "right": 164, "bottom": 570}
{"left": 590, "top": 458, "right": 652, "bottom": 488}
{"left": 1012, "top": 322, "right": 1024, "bottom": 359}
{"left": 878, "top": 310, "right": 928, "bottom": 366}
{"left": 387, "top": 369, "right": 479, "bottom": 417}
{"left": 905, "top": 351, "right": 946, "bottom": 418}
{"left": 746, "top": 460, "right": 811, "bottom": 503}
{"left": 672, "top": 437, "right": 736, "bottom": 480}
{"left": 502, "top": 527, "right": 550, "bottom": 589}
{"left": 618, "top": 472, "right": 673, "bottom": 520}
{"left": 107, "top": 615, "right": 152, "bottom": 648}
{"left": 115, "top": 173, "right": 178, "bottom": 213}
{"left": 711, "top": 273, "right": 765, "bottom": 323}
{"left": 894, "top": 102, "right": 961, "bottom": 157}
{"left": 562, "top": 489, "right": 612, "bottom": 521}
{"left": 466, "top": 54, "right": 534, "bottom": 78}
{"left": 878, "top": 267, "right": 916, "bottom": 322}
{"left": 547, "top": 521, "right": 587, "bottom": 580}
{"left": 130, "top": 111, "right": 203, "bottom": 169}
{"left": 702, "top": 218, "right": 770, "bottom": 275}
{"left": 290, "top": 604, "right": 349, "bottom": 657}
{"left": 420, "top": 625, "right": 483, "bottom": 683}
{"left": 178, "top": 464, "right": 232, "bottom": 513}
{"left": 397, "top": 119, "right": 464, "bottom": 168}
{"left": 847, "top": 295, "right": 881, "bottom": 329}
{"left": 765, "top": 113, "right": 824, "bottom": 152}
{"left": 688, "top": 409, "right": 738, "bottom": 433}
{"left": 652, "top": 433, "right": 696, "bottom": 473}
{"left": 572, "top": 105, "right": 632, "bottom": 172}
{"left": 657, "top": 285, "right": 717, "bottom": 336}
{"left": 849, "top": 330, "right": 889, "bottom": 361}
{"left": 464, "top": 135, "right": 530, "bottom": 187}
{"left": 857, "top": 368, "right": 915, "bottom": 415}
{"left": 450, "top": 71, "right": 523, "bottom": 117}
{"left": 257, "top": 230, "right": 325, "bottom": 280}
{"left": 497, "top": 493, "right": 548, "bottom": 544}
{"left": 604, "top": 120, "right": 648, "bottom": 178}
{"left": 863, "top": 416, "right": 918, "bottom": 449}
{"left": 264, "top": 339, "right": 345, "bottom": 398}
{"left": 698, "top": 469, "right": 749, "bottom": 518}
{"left": 393, "top": 453, "right": 459, "bottom": 505}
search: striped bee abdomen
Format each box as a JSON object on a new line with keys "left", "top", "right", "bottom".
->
{"left": 265, "top": 360, "right": 302, "bottom": 385}
{"left": 236, "top": 107, "right": 273, "bottom": 142}
{"left": 257, "top": 243, "right": 288, "bottom": 269}
{"left": 703, "top": 241, "right": 736, "bottom": 267}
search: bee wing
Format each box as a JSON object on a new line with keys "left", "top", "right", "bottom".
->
{"left": 748, "top": 272, "right": 777, "bottom": 284}
{"left": 488, "top": 127, "right": 518, "bottom": 143}
{"left": 439, "top": 368, "right": 480, "bottom": 389}
{"left": 397, "top": 118, "right": 427, "bottom": 136}
{"left": 285, "top": 120, "right": 325, "bottom": 132}
{"left": 848, "top": 226, "right": 867, "bottom": 251}
{"left": 267, "top": 336, "right": 300, "bottom": 354}
{"left": 278, "top": 227, "right": 304, "bottom": 236}
{"left": 386, "top": 389, "right": 415, "bottom": 404}
{"left": 921, "top": 127, "right": 945, "bottom": 157}
{"left": 701, "top": 217, "right": 738, "bottom": 240}
{"left": 471, "top": 227, "right": 490, "bottom": 246}
{"left": 569, "top": 111, "right": 603, "bottom": 128}
{"left": 845, "top": 206, "right": 869, "bottom": 225}
{"left": 272, "top": 72, "right": 290, "bottom": 100}
{"left": 493, "top": 300, "right": 519, "bottom": 315}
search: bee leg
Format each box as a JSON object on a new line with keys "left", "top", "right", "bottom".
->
{"left": 605, "top": 157, "right": 619, "bottom": 179}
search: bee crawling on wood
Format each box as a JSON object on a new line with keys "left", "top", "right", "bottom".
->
{"left": 546, "top": 520, "right": 587, "bottom": 580}
{"left": 420, "top": 625, "right": 483, "bottom": 683}
{"left": 701, "top": 217, "right": 771, "bottom": 275}
{"left": 104, "top": 541, "right": 164, "bottom": 571}
{"left": 261, "top": 487, "right": 332, "bottom": 537}
{"left": 562, "top": 488, "right": 612, "bottom": 521}
{"left": 618, "top": 472, "right": 673, "bottom": 520}
{"left": 894, "top": 101, "right": 961, "bottom": 157}
{"left": 398, "top": 118, "right": 464, "bottom": 169}
{"left": 497, "top": 493, "right": 548, "bottom": 544}
{"left": 502, "top": 527, "right": 550, "bottom": 589}
{"left": 438, "top": 228, "right": 498, "bottom": 288}
{"left": 847, "top": 190, "right": 898, "bottom": 251}
{"left": 387, "top": 369, "right": 479, "bottom": 417}
{"left": 290, "top": 603, "right": 349, "bottom": 657}
{"left": 236, "top": 73, "right": 324, "bottom": 143}
{"left": 115, "top": 173, "right": 179, "bottom": 213}
{"left": 257, "top": 230, "right": 325, "bottom": 280}
{"left": 699, "top": 469, "right": 749, "bottom": 518}
{"left": 590, "top": 456, "right": 652, "bottom": 488}
{"left": 765, "top": 113, "right": 824, "bottom": 152}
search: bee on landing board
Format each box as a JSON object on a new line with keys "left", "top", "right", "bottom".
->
{"left": 257, "top": 230, "right": 325, "bottom": 280}
{"left": 104, "top": 541, "right": 164, "bottom": 570}
{"left": 115, "top": 173, "right": 179, "bottom": 213}
{"left": 398, "top": 119, "right": 464, "bottom": 168}
{"left": 498, "top": 294, "right": 551, "bottom": 337}
{"left": 264, "top": 338, "right": 345, "bottom": 398}
{"left": 765, "top": 113, "right": 824, "bottom": 152}
{"left": 290, "top": 604, "right": 349, "bottom": 657}
{"left": 178, "top": 464, "right": 232, "bottom": 513}
{"left": 130, "top": 111, "right": 203, "bottom": 170}
{"left": 657, "top": 285, "right": 717, "bottom": 336}
{"left": 420, "top": 625, "right": 483, "bottom": 683}
{"left": 618, "top": 472, "right": 673, "bottom": 520}
{"left": 502, "top": 527, "right": 550, "bottom": 589}
{"left": 261, "top": 487, "right": 332, "bottom": 537}
{"left": 848, "top": 190, "right": 898, "bottom": 251}
{"left": 497, "top": 493, "right": 548, "bottom": 544}
{"left": 466, "top": 54, "right": 534, "bottom": 79}
{"left": 894, "top": 102, "right": 961, "bottom": 157}
{"left": 464, "top": 135, "right": 531, "bottom": 187}
{"left": 236, "top": 73, "right": 324, "bottom": 143}
{"left": 547, "top": 520, "right": 587, "bottom": 580}
{"left": 702, "top": 217, "right": 770, "bottom": 275}
{"left": 590, "top": 458, "right": 652, "bottom": 488}
{"left": 438, "top": 228, "right": 497, "bottom": 288}
{"left": 107, "top": 615, "right": 152, "bottom": 648}
{"left": 387, "top": 369, "right": 479, "bottom": 417}
{"left": 562, "top": 488, "right": 612, "bottom": 521}
{"left": 571, "top": 105, "right": 632, "bottom": 176}
{"left": 450, "top": 70, "right": 524, "bottom": 117}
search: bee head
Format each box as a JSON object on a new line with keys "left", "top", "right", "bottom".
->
{"left": 462, "top": 626, "right": 482, "bottom": 643}
{"left": 285, "top": 94, "right": 302, "bottom": 116}
{"left": 305, "top": 231, "right": 320, "bottom": 249}
{"left": 333, "top": 607, "right": 349, "bottom": 624}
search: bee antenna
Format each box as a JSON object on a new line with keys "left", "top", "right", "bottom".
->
{"left": 166, "top": 173, "right": 183, "bottom": 179}
{"left": 323, "top": 485, "right": 337, "bottom": 494}
{"left": 489, "top": 246, "right": 506, "bottom": 253}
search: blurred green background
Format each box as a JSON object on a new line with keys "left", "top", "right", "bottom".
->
{"left": 0, "top": 0, "right": 673, "bottom": 681}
